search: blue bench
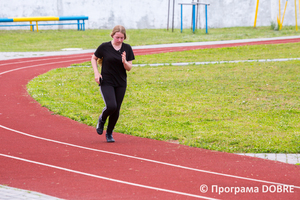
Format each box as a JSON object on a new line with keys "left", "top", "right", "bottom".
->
{"left": 0, "top": 16, "right": 89, "bottom": 32}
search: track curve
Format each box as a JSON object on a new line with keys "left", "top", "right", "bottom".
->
{"left": 0, "top": 40, "right": 300, "bottom": 200}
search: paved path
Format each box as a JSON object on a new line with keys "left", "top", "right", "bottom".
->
{"left": 1, "top": 35, "right": 300, "bottom": 60}
{"left": 0, "top": 185, "right": 62, "bottom": 200}
{"left": 0, "top": 36, "right": 299, "bottom": 200}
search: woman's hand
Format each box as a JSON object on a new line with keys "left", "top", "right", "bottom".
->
{"left": 122, "top": 51, "right": 132, "bottom": 71}
{"left": 91, "top": 54, "right": 102, "bottom": 84}
{"left": 122, "top": 51, "right": 127, "bottom": 64}
{"left": 94, "top": 73, "right": 102, "bottom": 85}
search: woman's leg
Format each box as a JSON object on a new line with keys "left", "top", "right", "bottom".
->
{"left": 99, "top": 85, "right": 118, "bottom": 123}
{"left": 98, "top": 85, "right": 126, "bottom": 142}
{"left": 97, "top": 85, "right": 117, "bottom": 135}
{"left": 106, "top": 86, "right": 127, "bottom": 134}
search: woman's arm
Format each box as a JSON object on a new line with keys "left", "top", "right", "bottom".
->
{"left": 91, "top": 54, "right": 101, "bottom": 84}
{"left": 122, "top": 51, "right": 133, "bottom": 71}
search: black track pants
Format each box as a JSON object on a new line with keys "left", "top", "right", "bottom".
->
{"left": 99, "top": 85, "right": 126, "bottom": 133}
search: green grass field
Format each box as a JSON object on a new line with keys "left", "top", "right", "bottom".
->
{"left": 2, "top": 26, "right": 299, "bottom": 153}
{"left": 24, "top": 29, "right": 300, "bottom": 153}
{"left": 27, "top": 60, "right": 300, "bottom": 153}
{"left": 0, "top": 26, "right": 299, "bottom": 51}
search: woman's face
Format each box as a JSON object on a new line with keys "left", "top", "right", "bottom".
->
{"left": 112, "top": 32, "right": 125, "bottom": 45}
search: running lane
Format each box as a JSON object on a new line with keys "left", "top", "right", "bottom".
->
{"left": 0, "top": 40, "right": 300, "bottom": 200}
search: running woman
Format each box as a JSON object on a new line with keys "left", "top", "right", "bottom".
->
{"left": 91, "top": 25, "right": 135, "bottom": 142}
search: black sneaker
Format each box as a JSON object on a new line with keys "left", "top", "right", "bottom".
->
{"left": 96, "top": 119, "right": 105, "bottom": 135}
{"left": 106, "top": 133, "right": 115, "bottom": 143}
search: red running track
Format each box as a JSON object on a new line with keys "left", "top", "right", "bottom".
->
{"left": 0, "top": 40, "right": 300, "bottom": 200}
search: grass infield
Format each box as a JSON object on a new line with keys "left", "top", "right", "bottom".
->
{"left": 0, "top": 26, "right": 300, "bottom": 52}
{"left": 27, "top": 39, "right": 300, "bottom": 153}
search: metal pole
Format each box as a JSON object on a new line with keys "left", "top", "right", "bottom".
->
{"left": 196, "top": 0, "right": 199, "bottom": 29}
{"left": 192, "top": 4, "right": 196, "bottom": 33}
{"left": 181, "top": 4, "right": 183, "bottom": 33}
{"left": 205, "top": 4, "right": 208, "bottom": 34}
{"left": 172, "top": 0, "right": 175, "bottom": 32}
{"left": 191, "top": 0, "right": 194, "bottom": 29}
{"left": 295, "top": 0, "right": 298, "bottom": 31}
{"left": 254, "top": 0, "right": 259, "bottom": 28}
{"left": 36, "top": 21, "right": 39, "bottom": 32}
{"left": 280, "top": 0, "right": 288, "bottom": 30}
{"left": 279, "top": 0, "right": 281, "bottom": 20}
{"left": 167, "top": 0, "right": 170, "bottom": 30}
{"left": 277, "top": 0, "right": 281, "bottom": 30}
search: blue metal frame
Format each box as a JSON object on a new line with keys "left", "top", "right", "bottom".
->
{"left": 205, "top": 5, "right": 208, "bottom": 34}
{"left": 181, "top": 4, "right": 183, "bottom": 32}
{"left": 179, "top": 2, "right": 210, "bottom": 34}
{"left": 192, "top": 4, "right": 196, "bottom": 33}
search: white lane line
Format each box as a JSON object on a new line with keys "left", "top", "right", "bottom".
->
{"left": 1, "top": 125, "right": 299, "bottom": 189}
{"left": 0, "top": 54, "right": 91, "bottom": 67}
{"left": 0, "top": 153, "right": 219, "bottom": 200}
{"left": 133, "top": 58, "right": 300, "bottom": 67}
{"left": 0, "top": 58, "right": 89, "bottom": 75}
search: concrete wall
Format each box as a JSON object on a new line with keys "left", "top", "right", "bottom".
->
{"left": 0, "top": 0, "right": 298, "bottom": 30}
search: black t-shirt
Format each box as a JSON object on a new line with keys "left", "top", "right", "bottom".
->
{"left": 94, "top": 41, "right": 135, "bottom": 87}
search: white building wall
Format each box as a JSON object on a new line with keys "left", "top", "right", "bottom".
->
{"left": 0, "top": 0, "right": 298, "bottom": 30}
